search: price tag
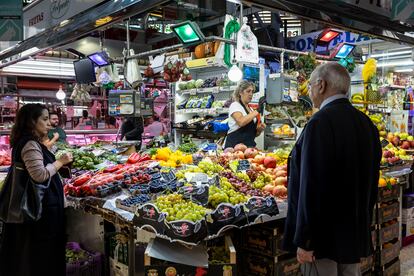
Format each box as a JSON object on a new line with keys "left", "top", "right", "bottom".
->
{"left": 237, "top": 160, "right": 250, "bottom": 171}
{"left": 212, "top": 87, "right": 220, "bottom": 93}
{"left": 197, "top": 88, "right": 205, "bottom": 93}
{"left": 381, "top": 139, "right": 390, "bottom": 148}
{"left": 190, "top": 90, "right": 197, "bottom": 96}
{"left": 91, "top": 149, "right": 105, "bottom": 157}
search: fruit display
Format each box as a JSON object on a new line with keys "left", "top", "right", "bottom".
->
{"left": 368, "top": 113, "right": 387, "bottom": 137}
{"left": 220, "top": 171, "right": 267, "bottom": 197}
{"left": 120, "top": 194, "right": 151, "bottom": 208}
{"left": 152, "top": 147, "right": 193, "bottom": 168}
{"left": 266, "top": 103, "right": 311, "bottom": 128}
{"left": 178, "top": 141, "right": 198, "bottom": 153}
{"left": 351, "top": 93, "right": 365, "bottom": 103}
{"left": 177, "top": 75, "right": 236, "bottom": 91}
{"left": 154, "top": 194, "right": 209, "bottom": 222}
{"left": 163, "top": 60, "right": 192, "bottom": 82}
{"left": 0, "top": 150, "right": 11, "bottom": 166}
{"left": 378, "top": 176, "right": 397, "bottom": 188}
{"left": 208, "top": 177, "right": 249, "bottom": 208}
{"left": 272, "top": 124, "right": 295, "bottom": 137}
{"left": 293, "top": 53, "right": 318, "bottom": 96}
{"left": 56, "top": 149, "right": 101, "bottom": 170}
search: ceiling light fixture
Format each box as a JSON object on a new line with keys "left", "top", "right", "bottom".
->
{"left": 56, "top": 85, "right": 66, "bottom": 100}
{"left": 370, "top": 50, "right": 412, "bottom": 58}
{"left": 228, "top": 64, "right": 243, "bottom": 82}
{"left": 171, "top": 21, "right": 205, "bottom": 45}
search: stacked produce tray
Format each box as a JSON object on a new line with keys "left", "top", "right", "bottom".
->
{"left": 239, "top": 221, "right": 301, "bottom": 276}
{"left": 144, "top": 235, "right": 237, "bottom": 276}
{"left": 372, "top": 182, "right": 402, "bottom": 276}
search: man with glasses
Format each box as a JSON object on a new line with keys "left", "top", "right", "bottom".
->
{"left": 283, "top": 62, "right": 382, "bottom": 276}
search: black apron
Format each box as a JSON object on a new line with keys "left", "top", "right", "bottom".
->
{"left": 225, "top": 102, "right": 257, "bottom": 148}
{"left": 0, "top": 137, "right": 66, "bottom": 276}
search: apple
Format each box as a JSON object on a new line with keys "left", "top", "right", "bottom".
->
{"left": 383, "top": 151, "right": 392, "bottom": 158}
{"left": 387, "top": 133, "right": 394, "bottom": 141}
{"left": 224, "top": 147, "right": 234, "bottom": 153}
{"left": 272, "top": 185, "right": 287, "bottom": 197}
{"left": 253, "top": 155, "right": 265, "bottom": 164}
{"left": 274, "top": 176, "right": 288, "bottom": 186}
{"left": 264, "top": 156, "right": 277, "bottom": 169}
{"left": 275, "top": 170, "right": 287, "bottom": 177}
{"left": 401, "top": 141, "right": 410, "bottom": 150}
{"left": 408, "top": 136, "right": 414, "bottom": 141}
{"left": 263, "top": 184, "right": 275, "bottom": 193}
{"left": 234, "top": 151, "right": 245, "bottom": 159}
{"left": 234, "top": 143, "right": 247, "bottom": 152}
{"left": 392, "top": 137, "right": 400, "bottom": 146}
{"left": 244, "top": 148, "right": 258, "bottom": 159}
{"left": 410, "top": 141, "right": 414, "bottom": 148}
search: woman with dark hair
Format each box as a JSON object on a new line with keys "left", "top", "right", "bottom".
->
{"left": 0, "top": 104, "right": 73, "bottom": 276}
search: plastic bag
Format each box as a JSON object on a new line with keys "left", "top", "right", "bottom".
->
{"left": 125, "top": 49, "right": 142, "bottom": 84}
{"left": 236, "top": 17, "right": 259, "bottom": 64}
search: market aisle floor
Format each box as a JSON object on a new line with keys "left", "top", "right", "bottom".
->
{"left": 401, "top": 243, "right": 414, "bottom": 275}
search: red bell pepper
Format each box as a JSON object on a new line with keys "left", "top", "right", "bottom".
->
{"left": 103, "top": 164, "right": 123, "bottom": 173}
{"left": 137, "top": 154, "right": 151, "bottom": 162}
{"left": 127, "top": 152, "right": 141, "bottom": 164}
{"left": 73, "top": 173, "right": 92, "bottom": 187}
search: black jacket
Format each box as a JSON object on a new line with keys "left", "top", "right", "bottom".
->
{"left": 0, "top": 137, "right": 66, "bottom": 276}
{"left": 121, "top": 117, "right": 144, "bottom": 141}
{"left": 282, "top": 98, "right": 381, "bottom": 264}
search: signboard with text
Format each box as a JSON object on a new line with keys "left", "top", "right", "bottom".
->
{"left": 23, "top": 0, "right": 106, "bottom": 39}
{"left": 287, "top": 30, "right": 379, "bottom": 52}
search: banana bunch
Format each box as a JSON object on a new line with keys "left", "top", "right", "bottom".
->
{"left": 369, "top": 113, "right": 387, "bottom": 136}
{"left": 351, "top": 93, "right": 364, "bottom": 103}
{"left": 298, "top": 80, "right": 309, "bottom": 96}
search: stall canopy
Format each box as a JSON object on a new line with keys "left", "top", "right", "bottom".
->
{"left": 247, "top": 0, "right": 414, "bottom": 45}
{"left": 0, "top": 0, "right": 172, "bottom": 68}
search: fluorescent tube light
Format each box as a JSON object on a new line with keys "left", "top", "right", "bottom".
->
{"left": 370, "top": 50, "right": 412, "bottom": 58}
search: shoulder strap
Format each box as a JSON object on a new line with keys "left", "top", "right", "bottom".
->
{"left": 238, "top": 101, "right": 251, "bottom": 114}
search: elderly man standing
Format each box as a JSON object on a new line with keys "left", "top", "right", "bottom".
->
{"left": 283, "top": 62, "right": 382, "bottom": 276}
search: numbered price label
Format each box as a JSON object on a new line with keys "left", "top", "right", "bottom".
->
{"left": 135, "top": 203, "right": 166, "bottom": 234}
{"left": 164, "top": 220, "right": 207, "bottom": 243}
{"left": 245, "top": 196, "right": 279, "bottom": 223}
{"left": 178, "top": 184, "right": 209, "bottom": 206}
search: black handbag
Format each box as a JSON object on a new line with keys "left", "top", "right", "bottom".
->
{"left": 0, "top": 144, "right": 51, "bottom": 223}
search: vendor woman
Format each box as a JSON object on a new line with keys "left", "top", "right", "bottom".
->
{"left": 224, "top": 80, "right": 266, "bottom": 148}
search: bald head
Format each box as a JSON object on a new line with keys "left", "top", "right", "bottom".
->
{"left": 311, "top": 62, "right": 351, "bottom": 95}
{"left": 308, "top": 62, "right": 350, "bottom": 108}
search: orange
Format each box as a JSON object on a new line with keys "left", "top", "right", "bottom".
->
{"left": 389, "top": 178, "right": 397, "bottom": 185}
{"left": 378, "top": 178, "right": 387, "bottom": 187}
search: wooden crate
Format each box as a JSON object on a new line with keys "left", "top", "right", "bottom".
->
{"left": 144, "top": 236, "right": 236, "bottom": 276}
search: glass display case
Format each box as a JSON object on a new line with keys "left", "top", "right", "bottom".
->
{"left": 0, "top": 129, "right": 118, "bottom": 147}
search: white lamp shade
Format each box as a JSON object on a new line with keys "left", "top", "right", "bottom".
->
{"left": 228, "top": 64, "right": 243, "bottom": 82}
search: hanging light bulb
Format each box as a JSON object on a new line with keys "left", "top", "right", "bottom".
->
{"left": 56, "top": 85, "right": 66, "bottom": 100}
{"left": 228, "top": 64, "right": 243, "bottom": 82}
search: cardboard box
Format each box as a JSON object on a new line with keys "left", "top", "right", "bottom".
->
{"left": 242, "top": 252, "right": 301, "bottom": 276}
{"left": 144, "top": 236, "right": 237, "bottom": 276}
{"left": 402, "top": 218, "right": 414, "bottom": 238}
{"left": 402, "top": 207, "right": 414, "bottom": 222}
{"left": 109, "top": 257, "right": 128, "bottom": 276}
{"left": 241, "top": 224, "right": 284, "bottom": 257}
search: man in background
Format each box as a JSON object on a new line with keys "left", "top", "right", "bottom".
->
{"left": 48, "top": 111, "right": 67, "bottom": 143}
